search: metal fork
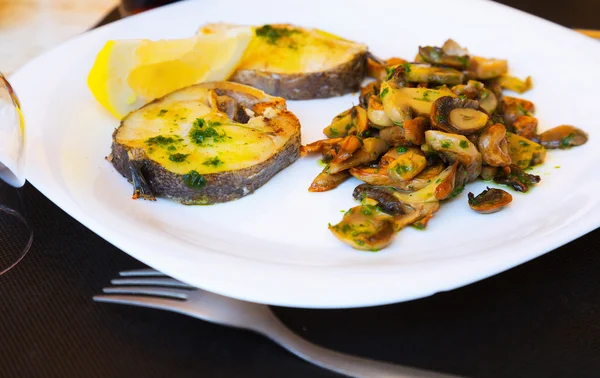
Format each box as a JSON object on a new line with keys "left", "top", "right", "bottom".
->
{"left": 94, "top": 269, "right": 462, "bottom": 378}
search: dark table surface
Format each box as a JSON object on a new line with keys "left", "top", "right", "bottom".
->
{"left": 2, "top": 1, "right": 600, "bottom": 377}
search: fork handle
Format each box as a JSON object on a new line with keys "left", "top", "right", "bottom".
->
{"left": 256, "top": 311, "right": 462, "bottom": 378}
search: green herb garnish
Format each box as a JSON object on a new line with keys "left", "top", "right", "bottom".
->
{"left": 183, "top": 170, "right": 206, "bottom": 189}
{"left": 459, "top": 140, "right": 469, "bottom": 149}
{"left": 380, "top": 87, "right": 389, "bottom": 100}
{"left": 157, "top": 109, "right": 168, "bottom": 117}
{"left": 441, "top": 140, "right": 453, "bottom": 148}
{"left": 168, "top": 153, "right": 188, "bottom": 163}
{"left": 202, "top": 156, "right": 224, "bottom": 167}
{"left": 255, "top": 24, "right": 300, "bottom": 45}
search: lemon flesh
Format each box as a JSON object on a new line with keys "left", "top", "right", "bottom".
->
{"left": 87, "top": 27, "right": 252, "bottom": 119}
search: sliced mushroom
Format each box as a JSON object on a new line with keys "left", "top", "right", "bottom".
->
{"left": 392, "top": 87, "right": 457, "bottom": 116}
{"left": 468, "top": 187, "right": 512, "bottom": 214}
{"left": 360, "top": 81, "right": 380, "bottom": 108}
{"left": 478, "top": 124, "right": 511, "bottom": 167}
{"left": 442, "top": 39, "right": 469, "bottom": 56}
{"left": 404, "top": 63, "right": 464, "bottom": 86}
{"left": 367, "top": 95, "right": 394, "bottom": 128}
{"left": 494, "top": 74, "right": 532, "bottom": 94}
{"left": 308, "top": 170, "right": 351, "bottom": 192}
{"left": 480, "top": 165, "right": 498, "bottom": 181}
{"left": 329, "top": 138, "right": 388, "bottom": 174}
{"left": 331, "top": 135, "right": 363, "bottom": 164}
{"left": 329, "top": 204, "right": 396, "bottom": 251}
{"left": 467, "top": 56, "right": 508, "bottom": 79}
{"left": 388, "top": 149, "right": 428, "bottom": 181}
{"left": 366, "top": 55, "right": 407, "bottom": 81}
{"left": 418, "top": 46, "right": 470, "bottom": 70}
{"left": 380, "top": 82, "right": 413, "bottom": 124}
{"left": 501, "top": 96, "right": 535, "bottom": 126}
{"left": 300, "top": 137, "right": 344, "bottom": 155}
{"left": 539, "top": 125, "right": 588, "bottom": 149}
{"left": 494, "top": 165, "right": 541, "bottom": 193}
{"left": 323, "top": 108, "right": 353, "bottom": 138}
{"left": 505, "top": 132, "right": 546, "bottom": 169}
{"left": 379, "top": 125, "right": 409, "bottom": 146}
{"left": 433, "top": 161, "right": 459, "bottom": 200}
{"left": 512, "top": 115, "right": 538, "bottom": 141}
{"left": 349, "top": 162, "right": 444, "bottom": 191}
{"left": 425, "top": 130, "right": 482, "bottom": 181}
{"left": 353, "top": 185, "right": 411, "bottom": 215}
{"left": 430, "top": 96, "right": 488, "bottom": 135}
{"left": 403, "top": 116, "right": 428, "bottom": 145}
{"left": 451, "top": 81, "right": 498, "bottom": 114}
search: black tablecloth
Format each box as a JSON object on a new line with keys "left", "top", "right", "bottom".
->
{"left": 2, "top": 1, "right": 600, "bottom": 377}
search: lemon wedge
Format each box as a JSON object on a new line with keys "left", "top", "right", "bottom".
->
{"left": 87, "top": 26, "right": 252, "bottom": 119}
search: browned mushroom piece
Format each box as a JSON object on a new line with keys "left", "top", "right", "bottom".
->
{"left": 501, "top": 96, "right": 535, "bottom": 126}
{"left": 467, "top": 56, "right": 508, "bottom": 80}
{"left": 300, "top": 137, "right": 345, "bottom": 155}
{"left": 403, "top": 116, "right": 428, "bottom": 145}
{"left": 433, "top": 161, "right": 459, "bottom": 200}
{"left": 480, "top": 165, "right": 498, "bottom": 181}
{"left": 452, "top": 80, "right": 498, "bottom": 115}
{"left": 367, "top": 95, "right": 393, "bottom": 128}
{"left": 478, "top": 124, "right": 511, "bottom": 167}
{"left": 493, "top": 165, "right": 541, "bottom": 193}
{"left": 349, "top": 162, "right": 444, "bottom": 191}
{"left": 425, "top": 130, "right": 482, "bottom": 181}
{"left": 360, "top": 81, "right": 380, "bottom": 108}
{"left": 468, "top": 187, "right": 513, "bottom": 214}
{"left": 430, "top": 96, "right": 489, "bottom": 135}
{"left": 323, "top": 108, "right": 353, "bottom": 138}
{"left": 512, "top": 115, "right": 538, "bottom": 141}
{"left": 387, "top": 149, "right": 428, "bottom": 182}
{"left": 538, "top": 125, "right": 588, "bottom": 149}
{"left": 366, "top": 55, "right": 407, "bottom": 81}
{"left": 493, "top": 74, "right": 533, "bottom": 94}
{"left": 308, "top": 170, "right": 351, "bottom": 192}
{"left": 331, "top": 135, "right": 363, "bottom": 164}
{"left": 329, "top": 204, "right": 397, "bottom": 251}
{"left": 353, "top": 185, "right": 411, "bottom": 215}
{"left": 379, "top": 125, "right": 409, "bottom": 146}
{"left": 328, "top": 138, "right": 388, "bottom": 174}
{"left": 505, "top": 132, "right": 546, "bottom": 169}
{"left": 418, "top": 46, "right": 470, "bottom": 70}
{"left": 404, "top": 63, "right": 464, "bottom": 86}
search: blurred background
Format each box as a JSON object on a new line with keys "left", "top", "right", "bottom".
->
{"left": 1, "top": 0, "right": 598, "bottom": 75}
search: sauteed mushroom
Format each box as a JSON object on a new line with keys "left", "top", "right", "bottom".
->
{"left": 430, "top": 96, "right": 489, "bottom": 135}
{"left": 404, "top": 63, "right": 464, "bottom": 86}
{"left": 539, "top": 125, "right": 588, "bottom": 149}
{"left": 468, "top": 187, "right": 512, "bottom": 214}
{"left": 360, "top": 81, "right": 380, "bottom": 108}
{"left": 468, "top": 56, "right": 508, "bottom": 79}
{"left": 425, "top": 130, "right": 482, "bottom": 181}
{"left": 512, "top": 115, "right": 538, "bottom": 141}
{"left": 494, "top": 165, "right": 541, "bottom": 192}
{"left": 478, "top": 124, "right": 511, "bottom": 167}
{"left": 418, "top": 46, "right": 470, "bottom": 70}
{"left": 367, "top": 95, "right": 394, "bottom": 128}
{"left": 505, "top": 132, "right": 546, "bottom": 169}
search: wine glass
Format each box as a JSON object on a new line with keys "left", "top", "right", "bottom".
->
{"left": 0, "top": 72, "right": 33, "bottom": 276}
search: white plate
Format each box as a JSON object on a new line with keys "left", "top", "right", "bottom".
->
{"left": 11, "top": 0, "right": 600, "bottom": 308}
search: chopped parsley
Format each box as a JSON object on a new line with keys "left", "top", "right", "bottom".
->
{"left": 168, "top": 153, "right": 188, "bottom": 163}
{"left": 457, "top": 56, "right": 470, "bottom": 67}
{"left": 255, "top": 24, "right": 300, "bottom": 45}
{"left": 396, "top": 146, "right": 407, "bottom": 153}
{"left": 436, "top": 114, "right": 446, "bottom": 124}
{"left": 146, "top": 135, "right": 181, "bottom": 146}
{"left": 441, "top": 140, "right": 453, "bottom": 148}
{"left": 385, "top": 66, "right": 395, "bottom": 80}
{"left": 459, "top": 140, "right": 469, "bottom": 149}
{"left": 401, "top": 62, "right": 412, "bottom": 73}
{"left": 189, "top": 118, "right": 226, "bottom": 146}
{"left": 202, "top": 156, "right": 224, "bottom": 167}
{"left": 379, "top": 87, "right": 389, "bottom": 100}
{"left": 157, "top": 109, "right": 168, "bottom": 117}
{"left": 392, "top": 120, "right": 404, "bottom": 127}
{"left": 560, "top": 133, "right": 575, "bottom": 148}
{"left": 394, "top": 164, "right": 412, "bottom": 174}
{"left": 183, "top": 170, "right": 206, "bottom": 189}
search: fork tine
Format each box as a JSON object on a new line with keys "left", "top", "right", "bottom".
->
{"left": 93, "top": 294, "right": 187, "bottom": 312}
{"left": 103, "top": 286, "right": 189, "bottom": 299}
{"left": 119, "top": 269, "right": 165, "bottom": 277}
{"left": 110, "top": 277, "right": 194, "bottom": 288}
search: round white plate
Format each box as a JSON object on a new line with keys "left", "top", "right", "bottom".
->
{"left": 11, "top": 0, "right": 600, "bottom": 308}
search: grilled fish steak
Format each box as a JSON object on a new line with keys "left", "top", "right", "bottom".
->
{"left": 109, "top": 81, "right": 301, "bottom": 204}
